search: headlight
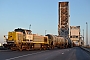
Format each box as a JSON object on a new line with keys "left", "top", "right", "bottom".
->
{"left": 32, "top": 46, "right": 33, "bottom": 47}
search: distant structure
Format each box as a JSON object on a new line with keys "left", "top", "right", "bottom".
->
{"left": 58, "top": 2, "right": 69, "bottom": 39}
{"left": 86, "top": 22, "right": 88, "bottom": 46}
{"left": 0, "top": 43, "right": 2, "bottom": 46}
{"left": 83, "top": 29, "right": 84, "bottom": 45}
{"left": 79, "top": 36, "right": 84, "bottom": 46}
{"left": 70, "top": 26, "right": 80, "bottom": 46}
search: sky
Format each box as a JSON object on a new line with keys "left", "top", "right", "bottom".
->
{"left": 0, "top": 0, "right": 90, "bottom": 45}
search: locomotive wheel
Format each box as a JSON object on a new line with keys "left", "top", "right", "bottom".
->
{"left": 18, "top": 45, "right": 22, "bottom": 51}
{"left": 11, "top": 47, "right": 17, "bottom": 51}
{"left": 19, "top": 48, "right": 22, "bottom": 51}
{"left": 40, "top": 48, "right": 42, "bottom": 50}
{"left": 44, "top": 48, "right": 46, "bottom": 50}
{"left": 26, "top": 47, "right": 30, "bottom": 51}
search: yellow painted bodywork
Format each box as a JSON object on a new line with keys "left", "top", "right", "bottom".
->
{"left": 33, "top": 36, "right": 49, "bottom": 44}
{"left": 8, "top": 32, "right": 49, "bottom": 45}
{"left": 8, "top": 32, "right": 23, "bottom": 44}
{"left": 8, "top": 32, "right": 16, "bottom": 41}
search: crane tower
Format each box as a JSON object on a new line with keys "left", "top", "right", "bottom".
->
{"left": 58, "top": 2, "right": 69, "bottom": 38}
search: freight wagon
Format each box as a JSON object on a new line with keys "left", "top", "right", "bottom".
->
{"left": 46, "top": 34, "right": 72, "bottom": 49}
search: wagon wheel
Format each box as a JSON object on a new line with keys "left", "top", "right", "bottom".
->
{"left": 11, "top": 47, "right": 17, "bottom": 51}
{"left": 19, "top": 45, "right": 22, "bottom": 51}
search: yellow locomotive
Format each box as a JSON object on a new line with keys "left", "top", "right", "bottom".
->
{"left": 3, "top": 28, "right": 52, "bottom": 51}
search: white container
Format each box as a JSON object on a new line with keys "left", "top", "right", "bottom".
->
{"left": 0, "top": 43, "right": 2, "bottom": 46}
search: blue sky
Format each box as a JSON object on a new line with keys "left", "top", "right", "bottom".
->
{"left": 0, "top": 0, "right": 90, "bottom": 45}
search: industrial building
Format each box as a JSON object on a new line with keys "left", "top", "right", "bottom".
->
{"left": 58, "top": 2, "right": 84, "bottom": 46}
{"left": 79, "top": 36, "right": 84, "bottom": 46}
{"left": 70, "top": 26, "right": 80, "bottom": 46}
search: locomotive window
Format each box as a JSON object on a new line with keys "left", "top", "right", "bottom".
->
{"left": 28, "top": 32, "right": 31, "bottom": 35}
{"left": 26, "top": 30, "right": 32, "bottom": 34}
{"left": 27, "top": 32, "right": 29, "bottom": 34}
{"left": 28, "top": 32, "right": 30, "bottom": 34}
{"left": 76, "top": 36, "right": 78, "bottom": 38}
{"left": 70, "top": 36, "right": 72, "bottom": 38}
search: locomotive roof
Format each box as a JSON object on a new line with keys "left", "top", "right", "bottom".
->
{"left": 14, "top": 28, "right": 32, "bottom": 32}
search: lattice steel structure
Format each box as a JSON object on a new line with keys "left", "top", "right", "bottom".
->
{"left": 58, "top": 2, "right": 69, "bottom": 38}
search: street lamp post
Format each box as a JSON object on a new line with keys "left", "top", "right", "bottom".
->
{"left": 29, "top": 24, "right": 31, "bottom": 30}
{"left": 83, "top": 29, "right": 84, "bottom": 45}
{"left": 86, "top": 22, "right": 88, "bottom": 46}
{"left": 45, "top": 30, "right": 47, "bottom": 36}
